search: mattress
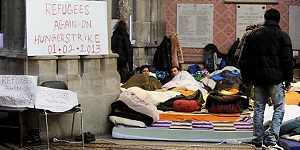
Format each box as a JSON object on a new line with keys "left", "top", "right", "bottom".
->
{"left": 112, "top": 120, "right": 254, "bottom": 142}
{"left": 279, "top": 138, "right": 300, "bottom": 150}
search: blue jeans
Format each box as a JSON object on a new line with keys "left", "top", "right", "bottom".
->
{"left": 253, "top": 83, "right": 285, "bottom": 145}
{"left": 280, "top": 117, "right": 300, "bottom": 136}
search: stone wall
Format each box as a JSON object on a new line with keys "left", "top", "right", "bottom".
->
{"left": 0, "top": 0, "right": 120, "bottom": 140}
{"left": 0, "top": 54, "right": 120, "bottom": 139}
{"left": 129, "top": 0, "right": 166, "bottom": 69}
{"left": 0, "top": 0, "right": 168, "bottom": 140}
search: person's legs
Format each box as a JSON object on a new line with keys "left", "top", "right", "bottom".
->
{"left": 264, "top": 83, "right": 285, "bottom": 146}
{"left": 253, "top": 85, "right": 269, "bottom": 146}
{"left": 279, "top": 117, "right": 300, "bottom": 136}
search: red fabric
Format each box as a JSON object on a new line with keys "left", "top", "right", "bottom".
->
{"left": 209, "top": 101, "right": 243, "bottom": 113}
{"left": 173, "top": 100, "right": 200, "bottom": 112}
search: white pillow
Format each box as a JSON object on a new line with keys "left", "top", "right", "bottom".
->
{"left": 109, "top": 116, "right": 146, "bottom": 127}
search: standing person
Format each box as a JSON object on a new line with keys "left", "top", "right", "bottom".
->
{"left": 239, "top": 8, "right": 293, "bottom": 150}
{"left": 235, "top": 24, "right": 257, "bottom": 63}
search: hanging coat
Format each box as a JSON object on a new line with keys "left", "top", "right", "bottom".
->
{"left": 111, "top": 20, "right": 133, "bottom": 71}
{"left": 170, "top": 32, "right": 184, "bottom": 70}
{"left": 153, "top": 36, "right": 172, "bottom": 73}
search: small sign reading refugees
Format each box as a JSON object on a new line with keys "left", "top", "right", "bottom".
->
{"left": 35, "top": 86, "right": 78, "bottom": 112}
{"left": 0, "top": 75, "right": 38, "bottom": 108}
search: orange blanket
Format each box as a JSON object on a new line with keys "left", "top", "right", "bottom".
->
{"left": 159, "top": 112, "right": 241, "bottom": 122}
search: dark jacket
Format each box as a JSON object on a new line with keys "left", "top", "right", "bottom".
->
{"left": 239, "top": 20, "right": 293, "bottom": 86}
{"left": 111, "top": 20, "right": 133, "bottom": 71}
{"left": 153, "top": 36, "right": 172, "bottom": 73}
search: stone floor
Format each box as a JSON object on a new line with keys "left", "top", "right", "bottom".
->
{"left": 0, "top": 134, "right": 256, "bottom": 150}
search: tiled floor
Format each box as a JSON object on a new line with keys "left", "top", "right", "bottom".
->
{"left": 0, "top": 135, "right": 255, "bottom": 150}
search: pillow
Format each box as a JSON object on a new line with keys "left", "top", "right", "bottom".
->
{"left": 173, "top": 100, "right": 200, "bottom": 112}
{"left": 109, "top": 116, "right": 146, "bottom": 127}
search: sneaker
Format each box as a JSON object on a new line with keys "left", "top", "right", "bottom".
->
{"left": 254, "top": 142, "right": 266, "bottom": 150}
{"left": 23, "top": 129, "right": 41, "bottom": 146}
{"left": 265, "top": 143, "right": 284, "bottom": 150}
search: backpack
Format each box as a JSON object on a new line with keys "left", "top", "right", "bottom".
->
{"left": 204, "top": 44, "right": 218, "bottom": 73}
{"left": 188, "top": 64, "right": 201, "bottom": 74}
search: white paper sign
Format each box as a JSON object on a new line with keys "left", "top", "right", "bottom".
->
{"left": 236, "top": 5, "right": 265, "bottom": 40}
{"left": 35, "top": 86, "right": 78, "bottom": 112}
{"left": 0, "top": 75, "right": 38, "bottom": 108}
{"left": 177, "top": 4, "right": 213, "bottom": 48}
{"left": 26, "top": 0, "right": 108, "bottom": 56}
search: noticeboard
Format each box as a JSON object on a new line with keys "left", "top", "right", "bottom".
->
{"left": 177, "top": 4, "right": 213, "bottom": 48}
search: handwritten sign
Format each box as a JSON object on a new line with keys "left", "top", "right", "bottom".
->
{"left": 35, "top": 86, "right": 78, "bottom": 112}
{"left": 26, "top": 0, "right": 108, "bottom": 56}
{"left": 0, "top": 75, "right": 38, "bottom": 108}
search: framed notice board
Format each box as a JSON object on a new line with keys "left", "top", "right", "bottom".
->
{"left": 224, "top": 0, "right": 278, "bottom": 4}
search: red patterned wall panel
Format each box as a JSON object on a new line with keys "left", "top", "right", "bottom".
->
{"left": 166, "top": 0, "right": 300, "bottom": 64}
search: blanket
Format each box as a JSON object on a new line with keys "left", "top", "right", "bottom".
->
{"left": 110, "top": 91, "right": 159, "bottom": 126}
{"left": 122, "top": 74, "right": 162, "bottom": 91}
{"left": 124, "top": 86, "right": 181, "bottom": 106}
{"left": 162, "top": 71, "right": 207, "bottom": 94}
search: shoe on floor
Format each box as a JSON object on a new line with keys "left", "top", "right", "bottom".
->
{"left": 23, "top": 129, "right": 41, "bottom": 146}
{"left": 75, "top": 131, "right": 95, "bottom": 143}
{"left": 265, "top": 143, "right": 284, "bottom": 150}
{"left": 254, "top": 142, "right": 266, "bottom": 150}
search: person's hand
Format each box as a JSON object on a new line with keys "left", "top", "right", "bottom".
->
{"left": 285, "top": 85, "right": 292, "bottom": 92}
{"left": 285, "top": 82, "right": 292, "bottom": 91}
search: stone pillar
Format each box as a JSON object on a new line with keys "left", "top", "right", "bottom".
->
{"left": 100, "top": 53, "right": 120, "bottom": 94}
{"left": 1, "top": 0, "right": 25, "bottom": 55}
{"left": 130, "top": 0, "right": 166, "bottom": 69}
{"left": 106, "top": 0, "right": 112, "bottom": 52}
{"left": 57, "top": 56, "right": 81, "bottom": 93}
{"left": 133, "top": 0, "right": 151, "bottom": 46}
{"left": 80, "top": 55, "right": 104, "bottom": 95}
{"left": 1, "top": 0, "right": 10, "bottom": 54}
{"left": 27, "top": 56, "right": 58, "bottom": 82}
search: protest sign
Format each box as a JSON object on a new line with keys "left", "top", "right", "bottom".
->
{"left": 26, "top": 0, "right": 108, "bottom": 56}
{"left": 35, "top": 86, "right": 78, "bottom": 112}
{"left": 0, "top": 75, "right": 38, "bottom": 108}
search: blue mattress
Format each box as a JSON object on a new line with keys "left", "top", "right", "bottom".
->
{"left": 112, "top": 120, "right": 254, "bottom": 142}
{"left": 279, "top": 138, "right": 300, "bottom": 150}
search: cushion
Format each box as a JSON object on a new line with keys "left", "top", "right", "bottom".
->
{"left": 173, "top": 100, "right": 200, "bottom": 112}
{"left": 109, "top": 116, "right": 146, "bottom": 127}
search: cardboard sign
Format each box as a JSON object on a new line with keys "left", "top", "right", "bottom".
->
{"left": 0, "top": 75, "right": 38, "bottom": 108}
{"left": 26, "top": 0, "right": 108, "bottom": 56}
{"left": 35, "top": 86, "right": 78, "bottom": 112}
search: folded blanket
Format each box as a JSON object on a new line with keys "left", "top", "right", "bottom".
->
{"left": 110, "top": 91, "right": 159, "bottom": 126}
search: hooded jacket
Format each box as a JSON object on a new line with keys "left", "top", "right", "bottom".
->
{"left": 111, "top": 20, "right": 133, "bottom": 71}
{"left": 239, "top": 20, "right": 293, "bottom": 86}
